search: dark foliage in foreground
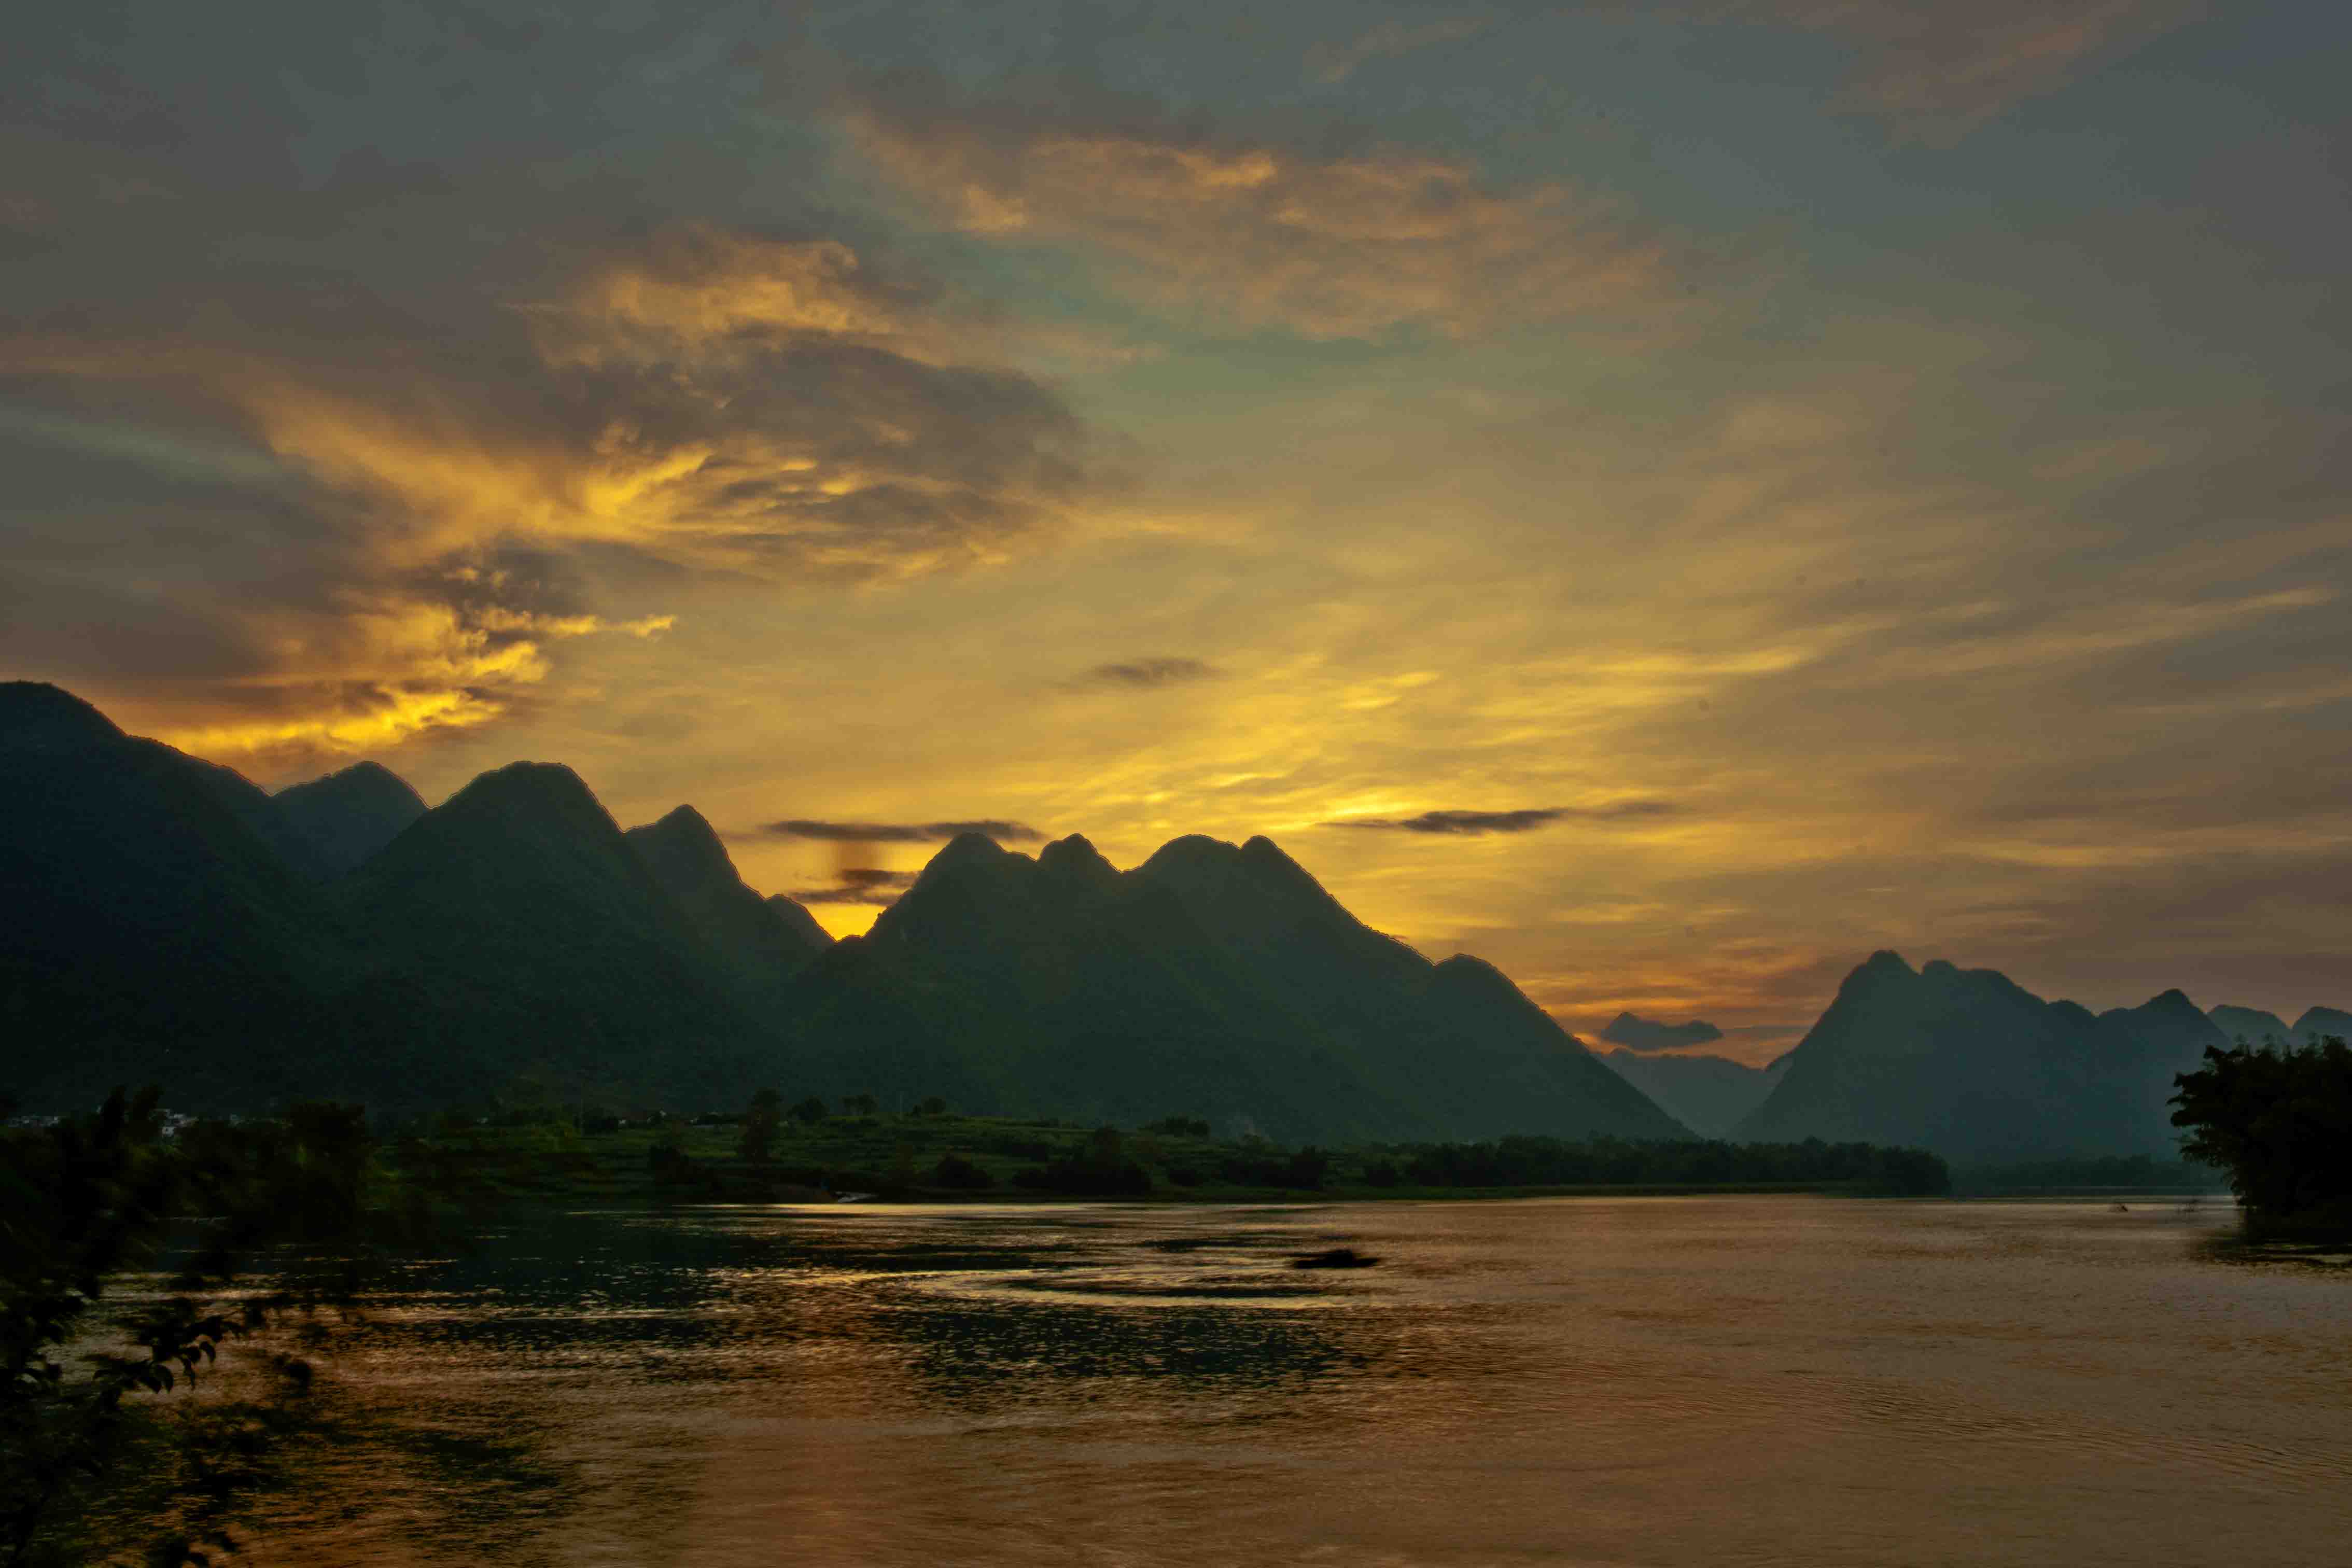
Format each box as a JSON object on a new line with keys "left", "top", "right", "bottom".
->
{"left": 1357, "top": 1135, "right": 1950, "bottom": 1195}
{"left": 2172, "top": 1036, "right": 2352, "bottom": 1236}
{"left": 0, "top": 1089, "right": 465, "bottom": 1566}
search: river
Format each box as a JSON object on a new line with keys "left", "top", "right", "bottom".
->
{"left": 228, "top": 1195, "right": 2350, "bottom": 1566}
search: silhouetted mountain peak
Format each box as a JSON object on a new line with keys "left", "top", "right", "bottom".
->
{"left": 453, "top": 760, "right": 598, "bottom": 810}
{"left": 867, "top": 830, "right": 1031, "bottom": 949}
{"left": 1130, "top": 834, "right": 1253, "bottom": 907}
{"left": 1430, "top": 954, "right": 1583, "bottom": 1034}
{"left": 2293, "top": 1005, "right": 2352, "bottom": 1041}
{"left": 2209, "top": 1004, "right": 2289, "bottom": 1043}
{"left": 2095, "top": 988, "right": 2206, "bottom": 1028}
{"left": 627, "top": 804, "right": 734, "bottom": 881}
{"left": 933, "top": 829, "right": 1013, "bottom": 868}
{"left": 1839, "top": 949, "right": 1917, "bottom": 997}
{"left": 1, "top": 681, "right": 126, "bottom": 751}
{"left": 272, "top": 759, "right": 428, "bottom": 878}
{"left": 1038, "top": 833, "right": 1119, "bottom": 892}
{"left": 283, "top": 759, "right": 414, "bottom": 799}
{"left": 1433, "top": 952, "right": 1507, "bottom": 987}
{"left": 766, "top": 893, "right": 834, "bottom": 953}
{"left": 1239, "top": 834, "right": 1338, "bottom": 902}
{"left": 620, "top": 803, "right": 832, "bottom": 984}
{"left": 1137, "top": 833, "right": 1352, "bottom": 925}
{"left": 424, "top": 762, "right": 623, "bottom": 850}
{"left": 1137, "top": 833, "right": 1239, "bottom": 876}
{"left": 899, "top": 829, "right": 1023, "bottom": 897}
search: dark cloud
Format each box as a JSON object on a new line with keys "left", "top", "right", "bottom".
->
{"left": 789, "top": 867, "right": 917, "bottom": 905}
{"left": 1324, "top": 803, "right": 1683, "bottom": 834}
{"left": 1600, "top": 1012, "right": 1726, "bottom": 1052}
{"left": 748, "top": 818, "right": 1045, "bottom": 843}
{"left": 1068, "top": 656, "right": 1223, "bottom": 690}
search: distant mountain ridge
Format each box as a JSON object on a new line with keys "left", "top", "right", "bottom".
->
{"left": 1600, "top": 1049, "right": 1789, "bottom": 1138}
{"left": 1730, "top": 952, "right": 2341, "bottom": 1163}
{"left": 2210, "top": 1003, "right": 2352, "bottom": 1047}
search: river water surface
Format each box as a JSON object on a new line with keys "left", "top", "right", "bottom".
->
{"left": 232, "top": 1196, "right": 2350, "bottom": 1566}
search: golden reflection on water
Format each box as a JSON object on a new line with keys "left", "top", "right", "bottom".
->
{"left": 227, "top": 1198, "right": 2352, "bottom": 1567}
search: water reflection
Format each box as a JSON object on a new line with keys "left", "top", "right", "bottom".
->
{"left": 222, "top": 1197, "right": 2352, "bottom": 1567}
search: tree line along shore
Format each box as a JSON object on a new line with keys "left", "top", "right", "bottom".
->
{"left": 391, "top": 1097, "right": 1956, "bottom": 1202}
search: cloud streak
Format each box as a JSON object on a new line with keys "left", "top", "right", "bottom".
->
{"left": 1324, "top": 803, "right": 1684, "bottom": 834}
{"left": 1068, "top": 656, "right": 1224, "bottom": 690}
{"left": 789, "top": 867, "right": 918, "bottom": 905}
{"left": 1599, "top": 1012, "right": 1726, "bottom": 1052}
{"left": 748, "top": 818, "right": 1046, "bottom": 844}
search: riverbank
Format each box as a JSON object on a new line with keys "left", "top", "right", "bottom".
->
{"left": 384, "top": 1111, "right": 1950, "bottom": 1206}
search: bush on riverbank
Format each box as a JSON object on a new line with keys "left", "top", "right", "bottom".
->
{"left": 2172, "top": 1035, "right": 2352, "bottom": 1239}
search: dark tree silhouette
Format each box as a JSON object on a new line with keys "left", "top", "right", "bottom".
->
{"left": 738, "top": 1088, "right": 783, "bottom": 1164}
{"left": 930, "top": 1153, "right": 995, "bottom": 1189}
{"left": 2172, "top": 1035, "right": 2352, "bottom": 1236}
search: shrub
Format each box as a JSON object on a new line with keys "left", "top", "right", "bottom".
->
{"left": 930, "top": 1153, "right": 995, "bottom": 1191}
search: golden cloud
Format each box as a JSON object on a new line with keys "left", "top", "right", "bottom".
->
{"left": 2, "top": 216, "right": 1096, "bottom": 762}
{"left": 148, "top": 596, "right": 676, "bottom": 762}
{"left": 839, "top": 102, "right": 1683, "bottom": 340}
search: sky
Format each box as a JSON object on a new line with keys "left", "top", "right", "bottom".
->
{"left": 6, "top": 0, "right": 2348, "bottom": 1060}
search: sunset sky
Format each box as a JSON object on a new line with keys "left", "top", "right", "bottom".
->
{"left": 6, "top": 1, "right": 2347, "bottom": 1058}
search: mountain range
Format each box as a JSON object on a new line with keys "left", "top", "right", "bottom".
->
{"left": 0, "top": 682, "right": 1679, "bottom": 1143}
{"left": 6, "top": 681, "right": 2339, "bottom": 1157}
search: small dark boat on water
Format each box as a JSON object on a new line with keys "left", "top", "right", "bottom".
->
{"left": 1292, "top": 1246, "right": 1380, "bottom": 1269}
